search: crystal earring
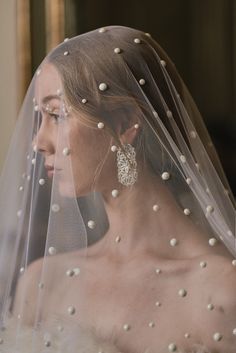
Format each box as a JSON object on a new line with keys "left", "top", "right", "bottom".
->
{"left": 116, "top": 143, "right": 138, "bottom": 186}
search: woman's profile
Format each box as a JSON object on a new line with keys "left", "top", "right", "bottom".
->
{"left": 0, "top": 25, "right": 235, "bottom": 353}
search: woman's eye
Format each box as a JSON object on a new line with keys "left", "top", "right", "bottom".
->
{"left": 48, "top": 113, "right": 63, "bottom": 124}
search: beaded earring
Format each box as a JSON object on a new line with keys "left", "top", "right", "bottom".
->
{"left": 116, "top": 143, "right": 138, "bottom": 186}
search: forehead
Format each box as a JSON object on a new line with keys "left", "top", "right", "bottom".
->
{"left": 34, "top": 62, "right": 62, "bottom": 104}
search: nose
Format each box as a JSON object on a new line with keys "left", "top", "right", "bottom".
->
{"left": 32, "top": 117, "right": 55, "bottom": 156}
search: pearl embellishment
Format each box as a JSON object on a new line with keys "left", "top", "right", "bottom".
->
{"left": 166, "top": 110, "right": 173, "bottom": 118}
{"left": 161, "top": 172, "right": 170, "bottom": 180}
{"left": 88, "top": 220, "right": 96, "bottom": 229}
{"left": 213, "top": 332, "right": 222, "bottom": 341}
{"left": 207, "top": 303, "right": 214, "bottom": 310}
{"left": 111, "top": 189, "right": 119, "bottom": 198}
{"left": 168, "top": 343, "right": 177, "bottom": 352}
{"left": 232, "top": 260, "right": 236, "bottom": 266}
{"left": 186, "top": 178, "right": 192, "bottom": 185}
{"left": 114, "top": 47, "right": 121, "bottom": 54}
{"left": 82, "top": 98, "right": 87, "bottom": 104}
{"left": 148, "top": 322, "right": 155, "bottom": 327}
{"left": 170, "top": 238, "right": 178, "bottom": 246}
{"left": 209, "top": 237, "right": 217, "bottom": 246}
{"left": 99, "top": 83, "right": 108, "bottom": 91}
{"left": 123, "top": 324, "right": 131, "bottom": 331}
{"left": 160, "top": 60, "right": 166, "bottom": 67}
{"left": 134, "top": 38, "right": 141, "bottom": 43}
{"left": 39, "top": 178, "right": 45, "bottom": 185}
{"left": 98, "top": 27, "right": 106, "bottom": 33}
{"left": 51, "top": 204, "right": 60, "bottom": 213}
{"left": 66, "top": 269, "right": 75, "bottom": 277}
{"left": 180, "top": 155, "right": 186, "bottom": 163}
{"left": 134, "top": 123, "right": 139, "bottom": 129}
{"left": 155, "top": 268, "right": 162, "bottom": 274}
{"left": 67, "top": 306, "right": 76, "bottom": 315}
{"left": 200, "top": 261, "right": 207, "bottom": 268}
{"left": 206, "top": 205, "right": 214, "bottom": 213}
{"left": 111, "top": 145, "right": 117, "bottom": 152}
{"left": 152, "top": 204, "right": 160, "bottom": 212}
{"left": 63, "top": 51, "right": 69, "bottom": 56}
{"left": 139, "top": 79, "right": 146, "bottom": 85}
{"left": 97, "top": 122, "right": 105, "bottom": 129}
{"left": 62, "top": 147, "right": 70, "bottom": 156}
{"left": 178, "top": 288, "right": 187, "bottom": 297}
{"left": 115, "top": 236, "right": 121, "bottom": 243}
{"left": 183, "top": 208, "right": 191, "bottom": 216}
{"left": 48, "top": 247, "right": 57, "bottom": 255}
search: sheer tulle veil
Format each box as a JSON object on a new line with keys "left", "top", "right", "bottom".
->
{"left": 0, "top": 25, "right": 235, "bottom": 353}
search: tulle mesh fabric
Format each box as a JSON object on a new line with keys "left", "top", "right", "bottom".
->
{"left": 0, "top": 25, "right": 235, "bottom": 353}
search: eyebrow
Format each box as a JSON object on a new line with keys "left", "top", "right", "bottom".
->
{"left": 42, "top": 95, "right": 61, "bottom": 105}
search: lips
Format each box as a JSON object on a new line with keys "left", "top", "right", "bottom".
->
{"left": 45, "top": 164, "right": 62, "bottom": 178}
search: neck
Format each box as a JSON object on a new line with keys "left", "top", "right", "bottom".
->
{"left": 100, "top": 167, "right": 199, "bottom": 261}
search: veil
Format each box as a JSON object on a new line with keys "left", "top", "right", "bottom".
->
{"left": 0, "top": 25, "right": 235, "bottom": 353}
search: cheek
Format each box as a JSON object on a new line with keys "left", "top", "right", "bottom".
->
{"left": 68, "top": 126, "right": 112, "bottom": 180}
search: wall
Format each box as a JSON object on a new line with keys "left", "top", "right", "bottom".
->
{"left": 0, "top": 0, "right": 17, "bottom": 172}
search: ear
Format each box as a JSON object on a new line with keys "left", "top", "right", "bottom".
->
{"left": 120, "top": 124, "right": 140, "bottom": 145}
{"left": 116, "top": 113, "right": 140, "bottom": 145}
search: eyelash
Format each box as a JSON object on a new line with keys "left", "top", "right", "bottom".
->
{"left": 48, "top": 112, "right": 63, "bottom": 124}
{"left": 34, "top": 108, "right": 64, "bottom": 125}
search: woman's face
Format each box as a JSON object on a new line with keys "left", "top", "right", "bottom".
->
{"left": 34, "top": 62, "right": 117, "bottom": 197}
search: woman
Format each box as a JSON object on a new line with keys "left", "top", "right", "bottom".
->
{"left": 0, "top": 25, "right": 235, "bottom": 353}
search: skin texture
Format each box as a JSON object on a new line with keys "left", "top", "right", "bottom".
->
{"left": 13, "top": 62, "right": 236, "bottom": 353}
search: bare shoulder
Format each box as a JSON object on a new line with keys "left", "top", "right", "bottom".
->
{"left": 14, "top": 257, "right": 44, "bottom": 296}
{"left": 16, "top": 244, "right": 91, "bottom": 285}
{"left": 26, "top": 248, "right": 89, "bottom": 280}
{"left": 12, "top": 248, "right": 88, "bottom": 321}
{"left": 12, "top": 257, "right": 44, "bottom": 324}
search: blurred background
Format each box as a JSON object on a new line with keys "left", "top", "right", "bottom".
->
{"left": 0, "top": 0, "right": 235, "bottom": 196}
